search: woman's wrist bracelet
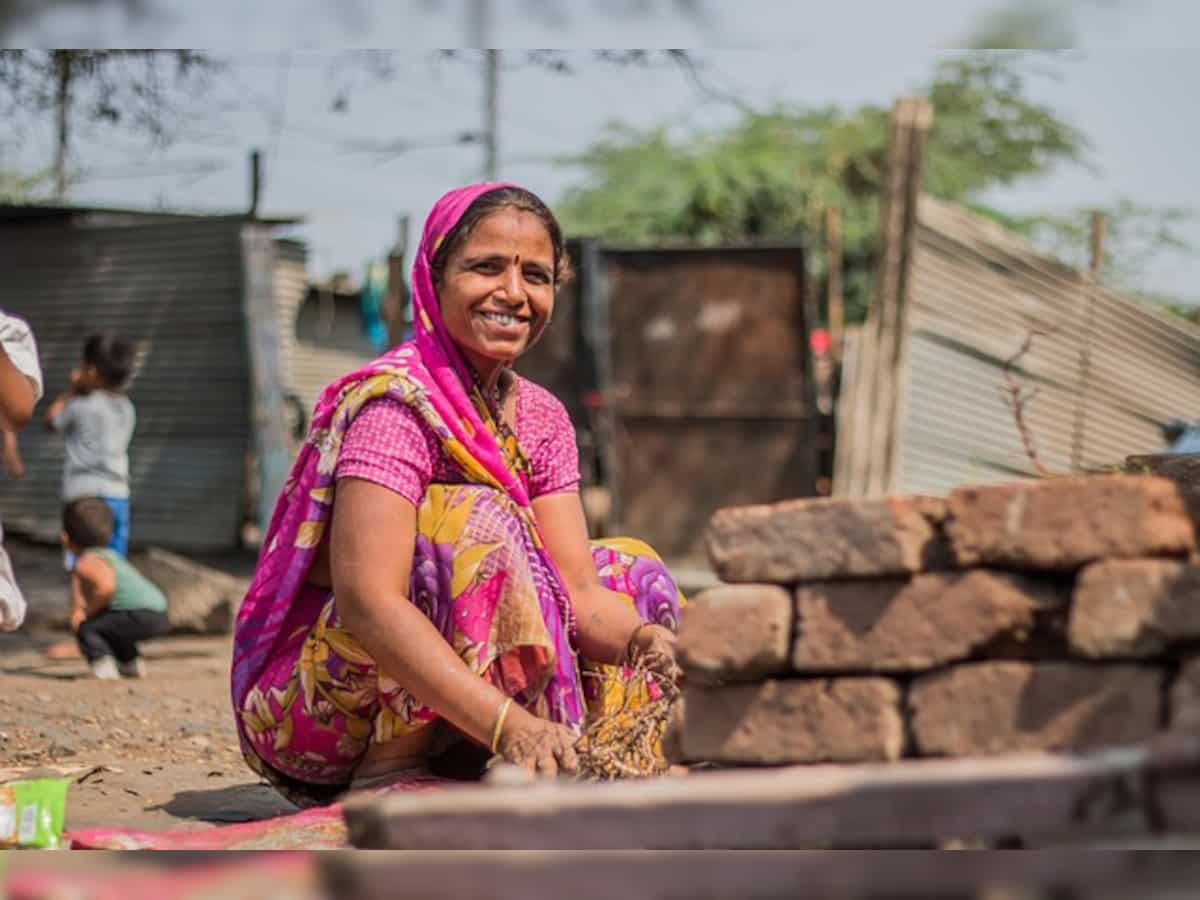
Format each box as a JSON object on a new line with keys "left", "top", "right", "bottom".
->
{"left": 490, "top": 697, "right": 514, "bottom": 755}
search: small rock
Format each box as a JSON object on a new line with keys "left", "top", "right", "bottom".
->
{"left": 484, "top": 762, "right": 537, "bottom": 786}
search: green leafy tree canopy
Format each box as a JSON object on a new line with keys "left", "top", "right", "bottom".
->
{"left": 557, "top": 54, "right": 1192, "bottom": 322}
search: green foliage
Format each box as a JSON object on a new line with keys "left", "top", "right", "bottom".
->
{"left": 1019, "top": 199, "right": 1197, "bottom": 288}
{"left": 961, "top": 0, "right": 1077, "bottom": 49}
{"left": 556, "top": 53, "right": 1153, "bottom": 324}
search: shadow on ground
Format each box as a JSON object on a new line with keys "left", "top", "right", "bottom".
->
{"left": 150, "top": 783, "right": 299, "bottom": 824}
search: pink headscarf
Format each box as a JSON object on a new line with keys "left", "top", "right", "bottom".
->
{"left": 231, "top": 183, "right": 582, "bottom": 729}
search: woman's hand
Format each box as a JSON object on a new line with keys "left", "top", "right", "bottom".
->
{"left": 495, "top": 706, "right": 579, "bottom": 777}
{"left": 629, "top": 623, "right": 682, "bottom": 683}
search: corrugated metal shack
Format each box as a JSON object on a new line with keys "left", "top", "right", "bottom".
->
{"left": 287, "top": 283, "right": 379, "bottom": 418}
{"left": 834, "top": 100, "right": 1200, "bottom": 497}
{"left": 0, "top": 204, "right": 306, "bottom": 552}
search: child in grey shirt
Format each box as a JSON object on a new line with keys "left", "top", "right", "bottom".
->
{"left": 45, "top": 334, "right": 136, "bottom": 555}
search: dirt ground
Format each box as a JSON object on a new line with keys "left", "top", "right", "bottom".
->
{"left": 0, "top": 533, "right": 716, "bottom": 842}
{"left": 0, "top": 627, "right": 298, "bottom": 835}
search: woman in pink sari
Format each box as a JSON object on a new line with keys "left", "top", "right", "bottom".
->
{"left": 231, "top": 184, "right": 683, "bottom": 804}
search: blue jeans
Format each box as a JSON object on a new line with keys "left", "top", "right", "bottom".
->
{"left": 102, "top": 497, "right": 130, "bottom": 556}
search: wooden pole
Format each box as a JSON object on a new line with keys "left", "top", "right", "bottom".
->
{"left": 483, "top": 49, "right": 499, "bottom": 180}
{"left": 862, "top": 97, "right": 933, "bottom": 496}
{"left": 385, "top": 213, "right": 411, "bottom": 346}
{"left": 824, "top": 206, "right": 844, "bottom": 366}
{"left": 1089, "top": 210, "right": 1107, "bottom": 280}
{"left": 249, "top": 149, "right": 262, "bottom": 218}
{"left": 1069, "top": 211, "right": 1108, "bottom": 473}
{"left": 53, "top": 51, "right": 72, "bottom": 201}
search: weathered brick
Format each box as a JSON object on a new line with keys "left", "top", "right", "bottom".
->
{"left": 792, "top": 571, "right": 1066, "bottom": 672}
{"left": 910, "top": 662, "right": 1162, "bottom": 756}
{"left": 1126, "top": 453, "right": 1200, "bottom": 525}
{"left": 1070, "top": 559, "right": 1200, "bottom": 658}
{"left": 946, "top": 475, "right": 1194, "bottom": 571}
{"left": 705, "top": 495, "right": 947, "bottom": 584}
{"left": 1169, "top": 657, "right": 1200, "bottom": 732}
{"left": 678, "top": 584, "right": 793, "bottom": 681}
{"left": 681, "top": 678, "right": 904, "bottom": 764}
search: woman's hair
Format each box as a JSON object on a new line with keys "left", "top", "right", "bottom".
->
{"left": 430, "top": 186, "right": 573, "bottom": 289}
{"left": 63, "top": 497, "right": 114, "bottom": 549}
{"left": 83, "top": 332, "right": 135, "bottom": 389}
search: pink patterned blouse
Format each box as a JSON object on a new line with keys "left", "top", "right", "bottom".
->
{"left": 335, "top": 375, "right": 580, "bottom": 504}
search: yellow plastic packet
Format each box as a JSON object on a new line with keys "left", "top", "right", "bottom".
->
{"left": 0, "top": 778, "right": 68, "bottom": 848}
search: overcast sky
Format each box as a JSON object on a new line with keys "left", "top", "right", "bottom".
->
{"left": 4, "top": 1, "right": 1200, "bottom": 301}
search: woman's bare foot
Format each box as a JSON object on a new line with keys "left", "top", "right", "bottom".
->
{"left": 350, "top": 727, "right": 436, "bottom": 790}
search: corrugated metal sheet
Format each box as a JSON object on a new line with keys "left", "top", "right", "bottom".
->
{"left": 273, "top": 238, "right": 308, "bottom": 405}
{"left": 834, "top": 194, "right": 1200, "bottom": 497}
{"left": 289, "top": 292, "right": 377, "bottom": 417}
{"left": 0, "top": 218, "right": 252, "bottom": 551}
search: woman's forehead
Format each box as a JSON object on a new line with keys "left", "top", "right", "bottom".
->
{"left": 459, "top": 208, "right": 553, "bottom": 255}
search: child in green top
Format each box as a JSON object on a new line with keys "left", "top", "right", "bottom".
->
{"left": 62, "top": 497, "right": 168, "bottom": 680}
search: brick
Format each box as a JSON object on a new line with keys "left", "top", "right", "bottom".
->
{"left": 910, "top": 662, "right": 1162, "bottom": 756}
{"left": 681, "top": 678, "right": 903, "bottom": 764}
{"left": 1126, "top": 452, "right": 1200, "bottom": 524}
{"left": 793, "top": 571, "right": 1066, "bottom": 672}
{"left": 1069, "top": 559, "right": 1200, "bottom": 658}
{"left": 705, "top": 495, "right": 947, "bottom": 584}
{"left": 946, "top": 475, "right": 1194, "bottom": 571}
{"left": 1169, "top": 658, "right": 1200, "bottom": 732}
{"left": 678, "top": 585, "right": 792, "bottom": 681}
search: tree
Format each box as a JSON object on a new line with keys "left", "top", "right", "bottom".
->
{"left": 558, "top": 54, "right": 1105, "bottom": 322}
{"left": 1013, "top": 199, "right": 1198, "bottom": 305}
{"left": 0, "top": 49, "right": 217, "bottom": 199}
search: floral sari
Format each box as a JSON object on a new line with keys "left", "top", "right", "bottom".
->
{"left": 231, "top": 183, "right": 683, "bottom": 804}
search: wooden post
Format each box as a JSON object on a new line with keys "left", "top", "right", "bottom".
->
{"left": 862, "top": 97, "right": 933, "bottom": 496}
{"left": 1090, "top": 210, "right": 1107, "bottom": 279}
{"left": 53, "top": 51, "right": 72, "bottom": 201}
{"left": 385, "top": 213, "right": 410, "bottom": 346}
{"left": 249, "top": 149, "right": 262, "bottom": 218}
{"left": 824, "top": 206, "right": 844, "bottom": 367}
{"left": 1069, "top": 211, "right": 1107, "bottom": 473}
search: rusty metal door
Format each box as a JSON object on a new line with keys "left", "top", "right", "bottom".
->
{"left": 602, "top": 245, "right": 816, "bottom": 562}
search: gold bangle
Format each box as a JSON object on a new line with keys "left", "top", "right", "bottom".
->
{"left": 490, "top": 697, "right": 514, "bottom": 755}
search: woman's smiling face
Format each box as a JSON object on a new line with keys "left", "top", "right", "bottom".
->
{"left": 437, "top": 206, "right": 556, "bottom": 379}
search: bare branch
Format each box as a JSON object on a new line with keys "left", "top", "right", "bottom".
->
{"left": 999, "top": 328, "right": 1057, "bottom": 477}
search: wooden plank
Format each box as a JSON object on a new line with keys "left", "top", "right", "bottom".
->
{"left": 320, "top": 847, "right": 1200, "bottom": 900}
{"left": 342, "top": 747, "right": 1186, "bottom": 850}
{"left": 874, "top": 98, "right": 932, "bottom": 495}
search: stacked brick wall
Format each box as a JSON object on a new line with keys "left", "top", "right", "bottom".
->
{"left": 677, "top": 474, "right": 1200, "bottom": 764}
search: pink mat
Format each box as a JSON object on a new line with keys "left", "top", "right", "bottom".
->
{"left": 65, "top": 772, "right": 449, "bottom": 850}
{"left": 7, "top": 853, "right": 321, "bottom": 900}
